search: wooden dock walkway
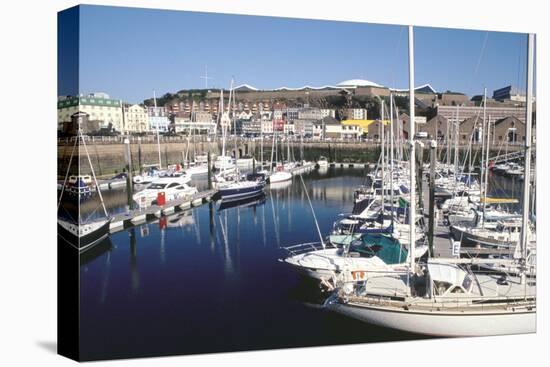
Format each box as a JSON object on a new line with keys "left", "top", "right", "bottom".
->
{"left": 421, "top": 175, "right": 453, "bottom": 258}
{"left": 288, "top": 162, "right": 317, "bottom": 175}
{"left": 109, "top": 189, "right": 217, "bottom": 233}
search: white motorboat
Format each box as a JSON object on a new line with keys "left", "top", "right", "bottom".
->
{"left": 133, "top": 177, "right": 198, "bottom": 207}
{"left": 282, "top": 234, "right": 408, "bottom": 281}
{"left": 317, "top": 156, "right": 329, "bottom": 168}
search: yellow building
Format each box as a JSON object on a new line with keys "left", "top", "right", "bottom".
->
{"left": 58, "top": 94, "right": 124, "bottom": 132}
{"left": 341, "top": 119, "right": 389, "bottom": 134}
{"left": 123, "top": 104, "right": 149, "bottom": 133}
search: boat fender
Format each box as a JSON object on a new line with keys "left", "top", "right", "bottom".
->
{"left": 351, "top": 271, "right": 367, "bottom": 281}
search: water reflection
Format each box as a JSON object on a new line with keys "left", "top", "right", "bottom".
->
{"left": 78, "top": 167, "right": 524, "bottom": 360}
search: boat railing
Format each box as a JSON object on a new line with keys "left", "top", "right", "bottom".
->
{"left": 338, "top": 271, "right": 536, "bottom": 313}
{"left": 281, "top": 241, "right": 336, "bottom": 257}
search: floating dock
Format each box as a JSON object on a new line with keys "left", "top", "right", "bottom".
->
{"left": 109, "top": 189, "right": 217, "bottom": 233}
{"left": 328, "top": 162, "right": 369, "bottom": 168}
{"left": 288, "top": 162, "right": 317, "bottom": 175}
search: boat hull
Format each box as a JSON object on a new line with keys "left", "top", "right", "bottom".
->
{"left": 269, "top": 171, "right": 292, "bottom": 183}
{"left": 328, "top": 301, "right": 536, "bottom": 337}
{"left": 218, "top": 182, "right": 266, "bottom": 201}
{"left": 450, "top": 225, "right": 515, "bottom": 248}
{"left": 57, "top": 219, "right": 111, "bottom": 252}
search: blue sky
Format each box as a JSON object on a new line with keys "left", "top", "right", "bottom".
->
{"left": 63, "top": 5, "right": 529, "bottom": 103}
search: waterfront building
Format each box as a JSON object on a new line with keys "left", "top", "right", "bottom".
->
{"left": 261, "top": 119, "right": 274, "bottom": 135}
{"left": 242, "top": 118, "right": 262, "bottom": 136}
{"left": 418, "top": 114, "right": 449, "bottom": 141}
{"left": 341, "top": 119, "right": 371, "bottom": 134}
{"left": 340, "top": 123, "right": 362, "bottom": 140}
{"left": 437, "top": 105, "right": 526, "bottom": 123}
{"left": 273, "top": 108, "right": 284, "bottom": 120}
{"left": 285, "top": 107, "right": 301, "bottom": 121}
{"left": 320, "top": 108, "right": 336, "bottom": 118}
{"left": 366, "top": 120, "right": 390, "bottom": 141}
{"left": 174, "top": 117, "right": 216, "bottom": 135}
{"left": 493, "top": 85, "right": 526, "bottom": 102}
{"left": 236, "top": 111, "right": 253, "bottom": 120}
{"left": 437, "top": 92, "right": 470, "bottom": 106}
{"left": 493, "top": 116, "right": 525, "bottom": 144}
{"left": 283, "top": 122, "right": 295, "bottom": 135}
{"left": 147, "top": 106, "right": 170, "bottom": 133}
{"left": 191, "top": 111, "right": 214, "bottom": 123}
{"left": 346, "top": 108, "right": 368, "bottom": 120}
{"left": 273, "top": 119, "right": 285, "bottom": 132}
{"left": 312, "top": 121, "right": 324, "bottom": 140}
{"left": 298, "top": 108, "right": 324, "bottom": 121}
{"left": 57, "top": 93, "right": 123, "bottom": 132}
{"left": 293, "top": 119, "right": 315, "bottom": 137}
{"left": 123, "top": 104, "right": 149, "bottom": 133}
{"left": 322, "top": 116, "right": 362, "bottom": 140}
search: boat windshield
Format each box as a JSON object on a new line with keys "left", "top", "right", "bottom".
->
{"left": 149, "top": 183, "right": 167, "bottom": 189}
{"left": 348, "top": 234, "right": 408, "bottom": 264}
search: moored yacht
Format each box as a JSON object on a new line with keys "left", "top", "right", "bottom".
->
{"left": 269, "top": 165, "right": 292, "bottom": 183}
{"left": 132, "top": 177, "right": 198, "bottom": 207}
{"left": 317, "top": 156, "right": 329, "bottom": 168}
{"left": 58, "top": 217, "right": 111, "bottom": 252}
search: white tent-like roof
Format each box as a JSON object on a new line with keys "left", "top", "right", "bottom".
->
{"left": 336, "top": 79, "right": 384, "bottom": 88}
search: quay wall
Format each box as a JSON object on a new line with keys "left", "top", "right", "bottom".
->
{"left": 58, "top": 139, "right": 519, "bottom": 177}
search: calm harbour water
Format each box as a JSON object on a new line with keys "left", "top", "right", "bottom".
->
{"left": 78, "top": 168, "right": 524, "bottom": 361}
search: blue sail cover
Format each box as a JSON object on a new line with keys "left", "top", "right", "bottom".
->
{"left": 349, "top": 233, "right": 408, "bottom": 264}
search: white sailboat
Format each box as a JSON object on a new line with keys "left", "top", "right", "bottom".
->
{"left": 58, "top": 116, "right": 111, "bottom": 252}
{"left": 214, "top": 89, "right": 236, "bottom": 171}
{"left": 325, "top": 29, "right": 536, "bottom": 337}
{"left": 268, "top": 131, "right": 292, "bottom": 183}
{"left": 184, "top": 105, "right": 209, "bottom": 177}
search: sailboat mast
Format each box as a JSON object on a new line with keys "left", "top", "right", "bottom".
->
{"left": 480, "top": 88, "right": 487, "bottom": 226}
{"left": 390, "top": 94, "right": 394, "bottom": 177}
{"left": 220, "top": 89, "right": 226, "bottom": 158}
{"left": 153, "top": 90, "right": 162, "bottom": 169}
{"left": 260, "top": 117, "right": 264, "bottom": 169}
{"left": 520, "top": 33, "right": 534, "bottom": 262}
{"left": 483, "top": 114, "right": 491, "bottom": 226}
{"left": 390, "top": 93, "right": 395, "bottom": 222}
{"left": 408, "top": 25, "right": 416, "bottom": 276}
{"left": 380, "top": 101, "right": 385, "bottom": 220}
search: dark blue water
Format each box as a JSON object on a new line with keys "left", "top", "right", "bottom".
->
{"left": 78, "top": 168, "right": 525, "bottom": 360}
{"left": 78, "top": 168, "right": 427, "bottom": 360}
